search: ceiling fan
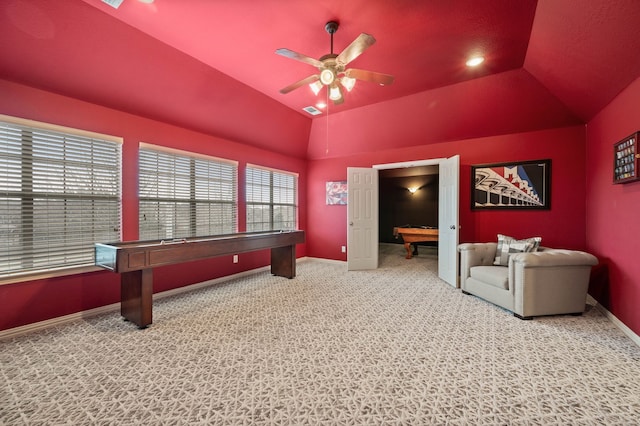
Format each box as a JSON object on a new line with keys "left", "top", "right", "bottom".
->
{"left": 276, "top": 21, "right": 394, "bottom": 105}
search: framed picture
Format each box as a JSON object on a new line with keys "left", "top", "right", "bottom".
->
{"left": 613, "top": 131, "right": 639, "bottom": 184}
{"left": 471, "top": 159, "right": 551, "bottom": 210}
{"left": 326, "top": 181, "right": 347, "bottom": 205}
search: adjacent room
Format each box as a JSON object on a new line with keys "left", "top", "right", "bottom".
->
{"left": 1, "top": 0, "right": 640, "bottom": 424}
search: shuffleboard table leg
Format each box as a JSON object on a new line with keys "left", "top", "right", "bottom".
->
{"left": 271, "top": 245, "right": 296, "bottom": 278}
{"left": 120, "top": 269, "right": 153, "bottom": 328}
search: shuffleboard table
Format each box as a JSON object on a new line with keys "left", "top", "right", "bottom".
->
{"left": 95, "top": 230, "right": 305, "bottom": 328}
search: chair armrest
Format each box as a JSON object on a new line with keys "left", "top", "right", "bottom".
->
{"left": 458, "top": 243, "right": 498, "bottom": 281}
{"left": 458, "top": 243, "right": 498, "bottom": 264}
{"left": 509, "top": 250, "right": 598, "bottom": 268}
{"left": 510, "top": 249, "right": 598, "bottom": 317}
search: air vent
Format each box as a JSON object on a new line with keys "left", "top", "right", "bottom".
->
{"left": 302, "top": 106, "right": 322, "bottom": 116}
{"left": 102, "top": 0, "right": 125, "bottom": 9}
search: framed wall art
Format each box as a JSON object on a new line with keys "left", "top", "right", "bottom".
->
{"left": 471, "top": 159, "right": 551, "bottom": 210}
{"left": 613, "top": 131, "right": 639, "bottom": 184}
{"left": 326, "top": 181, "right": 347, "bottom": 205}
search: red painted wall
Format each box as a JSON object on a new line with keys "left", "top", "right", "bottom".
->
{"left": 0, "top": 80, "right": 308, "bottom": 331}
{"left": 586, "top": 76, "right": 640, "bottom": 336}
{"left": 307, "top": 126, "right": 587, "bottom": 260}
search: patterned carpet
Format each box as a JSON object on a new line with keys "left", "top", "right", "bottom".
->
{"left": 2, "top": 244, "right": 640, "bottom": 425}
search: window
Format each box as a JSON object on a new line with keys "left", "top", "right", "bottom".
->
{"left": 139, "top": 144, "right": 237, "bottom": 240}
{"left": 0, "top": 115, "right": 122, "bottom": 278}
{"left": 246, "top": 165, "right": 297, "bottom": 232}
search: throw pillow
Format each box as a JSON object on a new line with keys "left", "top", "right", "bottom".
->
{"left": 493, "top": 233, "right": 512, "bottom": 264}
{"left": 493, "top": 234, "right": 541, "bottom": 266}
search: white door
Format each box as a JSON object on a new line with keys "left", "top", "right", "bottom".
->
{"left": 438, "top": 155, "right": 460, "bottom": 286}
{"left": 347, "top": 167, "right": 379, "bottom": 270}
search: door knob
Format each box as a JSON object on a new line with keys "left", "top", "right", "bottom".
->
{"left": 450, "top": 225, "right": 456, "bottom": 230}
{"left": 349, "top": 222, "right": 354, "bottom": 226}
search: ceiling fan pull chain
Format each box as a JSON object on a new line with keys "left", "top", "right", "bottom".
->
{"left": 326, "top": 87, "right": 330, "bottom": 155}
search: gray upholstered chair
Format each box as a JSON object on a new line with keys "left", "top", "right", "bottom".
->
{"left": 458, "top": 242, "right": 598, "bottom": 319}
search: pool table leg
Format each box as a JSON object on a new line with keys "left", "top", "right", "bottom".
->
{"left": 403, "top": 242, "right": 413, "bottom": 259}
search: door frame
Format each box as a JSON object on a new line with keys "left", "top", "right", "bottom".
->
{"left": 373, "top": 158, "right": 445, "bottom": 171}
{"left": 372, "top": 157, "right": 458, "bottom": 283}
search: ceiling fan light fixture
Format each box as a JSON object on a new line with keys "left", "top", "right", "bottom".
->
{"left": 329, "top": 85, "right": 342, "bottom": 101}
{"left": 341, "top": 76, "right": 356, "bottom": 92}
{"left": 276, "top": 21, "right": 394, "bottom": 103}
{"left": 320, "top": 69, "right": 335, "bottom": 85}
{"left": 466, "top": 56, "right": 485, "bottom": 67}
{"left": 309, "top": 80, "right": 323, "bottom": 95}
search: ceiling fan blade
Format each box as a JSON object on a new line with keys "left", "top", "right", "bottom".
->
{"left": 336, "top": 33, "right": 376, "bottom": 66}
{"left": 275, "top": 48, "right": 324, "bottom": 68}
{"left": 332, "top": 96, "right": 345, "bottom": 105}
{"left": 279, "top": 74, "right": 320, "bottom": 94}
{"left": 345, "top": 68, "right": 395, "bottom": 85}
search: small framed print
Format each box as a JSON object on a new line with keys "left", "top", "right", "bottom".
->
{"left": 471, "top": 159, "right": 551, "bottom": 210}
{"left": 326, "top": 181, "right": 347, "bottom": 205}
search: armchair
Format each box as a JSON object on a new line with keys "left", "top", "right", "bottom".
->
{"left": 458, "top": 242, "right": 598, "bottom": 319}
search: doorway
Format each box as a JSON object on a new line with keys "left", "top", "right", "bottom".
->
{"left": 347, "top": 157, "right": 459, "bottom": 287}
{"left": 378, "top": 165, "right": 439, "bottom": 247}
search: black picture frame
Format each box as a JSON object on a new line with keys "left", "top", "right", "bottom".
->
{"left": 471, "top": 159, "right": 551, "bottom": 210}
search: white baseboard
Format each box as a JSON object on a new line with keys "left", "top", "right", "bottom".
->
{"left": 0, "top": 302, "right": 121, "bottom": 340}
{"left": 304, "top": 256, "right": 347, "bottom": 266}
{"left": 587, "top": 295, "right": 640, "bottom": 348}
{"left": 151, "top": 265, "right": 270, "bottom": 301}
{"left": 0, "top": 265, "right": 272, "bottom": 340}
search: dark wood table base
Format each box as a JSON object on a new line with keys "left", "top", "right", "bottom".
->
{"left": 96, "top": 231, "right": 305, "bottom": 328}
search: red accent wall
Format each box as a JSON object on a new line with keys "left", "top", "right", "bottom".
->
{"left": 586, "top": 76, "right": 640, "bottom": 336}
{"left": 307, "top": 126, "right": 587, "bottom": 260}
{"left": 0, "top": 80, "right": 308, "bottom": 331}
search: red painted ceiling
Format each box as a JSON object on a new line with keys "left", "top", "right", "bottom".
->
{"left": 1, "top": 0, "right": 640, "bottom": 158}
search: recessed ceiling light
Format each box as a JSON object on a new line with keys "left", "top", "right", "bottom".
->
{"left": 466, "top": 56, "right": 485, "bottom": 67}
{"left": 316, "top": 102, "right": 327, "bottom": 109}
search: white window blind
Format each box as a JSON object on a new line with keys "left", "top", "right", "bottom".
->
{"left": 139, "top": 144, "right": 237, "bottom": 240}
{"left": 0, "top": 117, "right": 122, "bottom": 277}
{"left": 246, "top": 165, "right": 297, "bottom": 232}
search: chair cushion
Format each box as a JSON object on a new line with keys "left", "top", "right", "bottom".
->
{"left": 493, "top": 234, "right": 541, "bottom": 266}
{"left": 470, "top": 265, "right": 510, "bottom": 290}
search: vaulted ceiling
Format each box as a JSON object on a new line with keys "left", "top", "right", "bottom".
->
{"left": 2, "top": 0, "right": 640, "bottom": 159}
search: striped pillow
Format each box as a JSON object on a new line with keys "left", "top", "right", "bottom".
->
{"left": 493, "top": 234, "right": 541, "bottom": 266}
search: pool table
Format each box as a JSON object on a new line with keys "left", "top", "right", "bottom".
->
{"left": 393, "top": 227, "right": 439, "bottom": 259}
